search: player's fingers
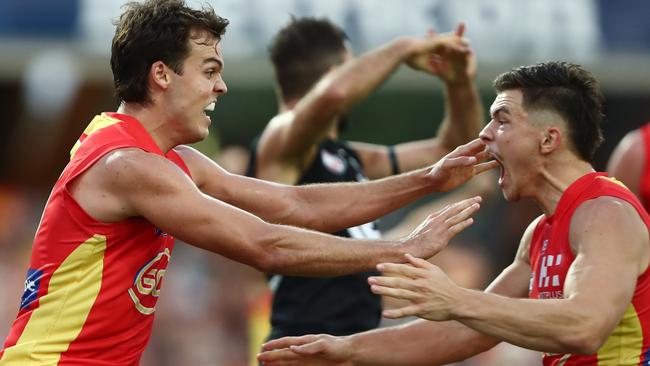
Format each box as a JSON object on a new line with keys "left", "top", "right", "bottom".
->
{"left": 368, "top": 273, "right": 424, "bottom": 291}
{"left": 437, "top": 196, "right": 482, "bottom": 221}
{"left": 370, "top": 283, "right": 420, "bottom": 300}
{"left": 405, "top": 253, "right": 435, "bottom": 269}
{"left": 383, "top": 304, "right": 424, "bottom": 319}
{"left": 291, "top": 341, "right": 326, "bottom": 356}
{"left": 443, "top": 201, "right": 480, "bottom": 227}
{"left": 474, "top": 160, "right": 500, "bottom": 175}
{"left": 452, "top": 138, "right": 486, "bottom": 157}
{"left": 447, "top": 217, "right": 474, "bottom": 237}
{"left": 258, "top": 348, "right": 303, "bottom": 362}
{"left": 375, "top": 261, "right": 423, "bottom": 278}
{"left": 455, "top": 22, "right": 465, "bottom": 37}
{"left": 262, "top": 335, "right": 318, "bottom": 351}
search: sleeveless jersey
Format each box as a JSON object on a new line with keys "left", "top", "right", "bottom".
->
{"left": 0, "top": 112, "right": 191, "bottom": 365}
{"left": 249, "top": 138, "right": 382, "bottom": 338}
{"left": 638, "top": 123, "right": 650, "bottom": 212}
{"left": 529, "top": 172, "right": 650, "bottom": 365}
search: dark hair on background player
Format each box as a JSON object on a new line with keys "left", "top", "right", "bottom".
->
{"left": 270, "top": 17, "right": 349, "bottom": 101}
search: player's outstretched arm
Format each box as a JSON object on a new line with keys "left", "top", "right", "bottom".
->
{"left": 177, "top": 139, "right": 496, "bottom": 234}
{"left": 258, "top": 239, "right": 533, "bottom": 366}
{"left": 71, "top": 148, "right": 483, "bottom": 277}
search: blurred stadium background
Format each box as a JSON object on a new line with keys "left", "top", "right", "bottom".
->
{"left": 0, "top": 0, "right": 649, "bottom": 365}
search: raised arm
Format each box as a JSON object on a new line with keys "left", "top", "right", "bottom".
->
{"left": 178, "top": 139, "right": 495, "bottom": 234}
{"left": 257, "top": 218, "right": 535, "bottom": 366}
{"left": 351, "top": 24, "right": 484, "bottom": 179}
{"left": 607, "top": 128, "right": 644, "bottom": 196}
{"left": 255, "top": 28, "right": 470, "bottom": 184}
{"left": 372, "top": 198, "right": 649, "bottom": 355}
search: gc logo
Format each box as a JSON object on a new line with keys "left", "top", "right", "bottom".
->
{"left": 128, "top": 248, "right": 171, "bottom": 315}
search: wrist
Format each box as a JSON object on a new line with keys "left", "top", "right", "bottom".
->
{"left": 449, "top": 287, "right": 479, "bottom": 320}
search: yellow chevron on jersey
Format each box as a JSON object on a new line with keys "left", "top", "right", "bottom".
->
{"left": 70, "top": 113, "right": 123, "bottom": 159}
{"left": 0, "top": 234, "right": 106, "bottom": 365}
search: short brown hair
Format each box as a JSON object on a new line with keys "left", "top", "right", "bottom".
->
{"left": 269, "top": 17, "right": 348, "bottom": 101}
{"left": 111, "top": 0, "right": 229, "bottom": 104}
{"left": 494, "top": 61, "right": 605, "bottom": 163}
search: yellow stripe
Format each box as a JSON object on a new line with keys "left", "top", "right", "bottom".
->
{"left": 597, "top": 303, "right": 644, "bottom": 365}
{"left": 70, "top": 113, "right": 122, "bottom": 159}
{"left": 596, "top": 175, "right": 628, "bottom": 189}
{"left": 0, "top": 235, "right": 107, "bottom": 365}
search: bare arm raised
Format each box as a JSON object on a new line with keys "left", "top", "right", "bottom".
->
{"left": 352, "top": 24, "right": 485, "bottom": 179}
{"left": 256, "top": 26, "right": 471, "bottom": 184}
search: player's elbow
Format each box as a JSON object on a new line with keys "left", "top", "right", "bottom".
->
{"left": 558, "top": 321, "right": 608, "bottom": 355}
{"left": 246, "top": 224, "right": 289, "bottom": 273}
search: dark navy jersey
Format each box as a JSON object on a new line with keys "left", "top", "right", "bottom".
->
{"left": 248, "top": 138, "right": 382, "bottom": 338}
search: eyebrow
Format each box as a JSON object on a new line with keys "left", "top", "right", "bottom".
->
{"left": 203, "top": 57, "right": 223, "bottom": 69}
{"left": 490, "top": 107, "right": 510, "bottom": 118}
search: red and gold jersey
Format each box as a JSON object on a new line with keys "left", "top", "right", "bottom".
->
{"left": 0, "top": 113, "right": 191, "bottom": 365}
{"left": 529, "top": 172, "right": 650, "bottom": 365}
{"left": 638, "top": 123, "right": 650, "bottom": 212}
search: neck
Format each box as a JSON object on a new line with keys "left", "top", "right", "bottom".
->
{"left": 117, "top": 102, "right": 175, "bottom": 152}
{"left": 534, "top": 153, "right": 595, "bottom": 216}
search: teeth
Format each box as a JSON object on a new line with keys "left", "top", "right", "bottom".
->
{"left": 205, "top": 102, "right": 215, "bottom": 112}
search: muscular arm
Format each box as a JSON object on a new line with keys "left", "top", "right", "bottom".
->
{"left": 607, "top": 129, "right": 644, "bottom": 196}
{"left": 177, "top": 140, "right": 493, "bottom": 234}
{"left": 441, "top": 198, "right": 649, "bottom": 354}
{"left": 372, "top": 197, "right": 649, "bottom": 356}
{"left": 70, "top": 148, "right": 481, "bottom": 277}
{"left": 258, "top": 219, "right": 534, "bottom": 366}
{"left": 256, "top": 32, "right": 470, "bottom": 184}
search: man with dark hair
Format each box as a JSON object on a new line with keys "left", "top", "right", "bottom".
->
{"left": 258, "top": 61, "right": 650, "bottom": 366}
{"left": 0, "top": 1, "right": 495, "bottom": 364}
{"left": 250, "top": 17, "right": 484, "bottom": 343}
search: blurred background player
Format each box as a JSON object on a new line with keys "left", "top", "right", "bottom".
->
{"left": 248, "top": 17, "right": 483, "bottom": 344}
{"left": 607, "top": 121, "right": 650, "bottom": 211}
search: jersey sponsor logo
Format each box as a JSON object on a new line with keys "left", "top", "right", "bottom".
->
{"left": 128, "top": 248, "right": 171, "bottom": 315}
{"left": 20, "top": 268, "right": 43, "bottom": 310}
{"left": 321, "top": 149, "right": 347, "bottom": 175}
{"left": 535, "top": 253, "right": 564, "bottom": 298}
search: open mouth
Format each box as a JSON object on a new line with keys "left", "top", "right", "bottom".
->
{"left": 488, "top": 151, "right": 506, "bottom": 185}
{"left": 204, "top": 101, "right": 216, "bottom": 112}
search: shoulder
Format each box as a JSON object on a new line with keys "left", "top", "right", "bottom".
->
{"left": 100, "top": 148, "right": 190, "bottom": 190}
{"left": 570, "top": 196, "right": 648, "bottom": 247}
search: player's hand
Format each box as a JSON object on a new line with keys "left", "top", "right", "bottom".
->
{"left": 426, "top": 138, "right": 499, "bottom": 192}
{"left": 405, "top": 23, "right": 473, "bottom": 82}
{"left": 370, "top": 254, "right": 461, "bottom": 321}
{"left": 400, "top": 196, "right": 481, "bottom": 259}
{"left": 258, "top": 334, "right": 353, "bottom": 366}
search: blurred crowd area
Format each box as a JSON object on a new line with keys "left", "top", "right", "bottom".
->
{"left": 1, "top": 0, "right": 650, "bottom": 365}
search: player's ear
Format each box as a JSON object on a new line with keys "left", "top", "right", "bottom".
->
{"left": 150, "top": 61, "right": 170, "bottom": 90}
{"left": 540, "top": 126, "right": 562, "bottom": 155}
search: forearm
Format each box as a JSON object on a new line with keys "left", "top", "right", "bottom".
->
{"left": 255, "top": 222, "right": 405, "bottom": 276}
{"left": 292, "top": 167, "right": 434, "bottom": 233}
{"left": 453, "top": 289, "right": 602, "bottom": 354}
{"left": 348, "top": 319, "right": 498, "bottom": 366}
{"left": 325, "top": 38, "right": 415, "bottom": 113}
{"left": 436, "top": 80, "right": 484, "bottom": 150}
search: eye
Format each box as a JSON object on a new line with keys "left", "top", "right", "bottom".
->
{"left": 205, "top": 69, "right": 215, "bottom": 78}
